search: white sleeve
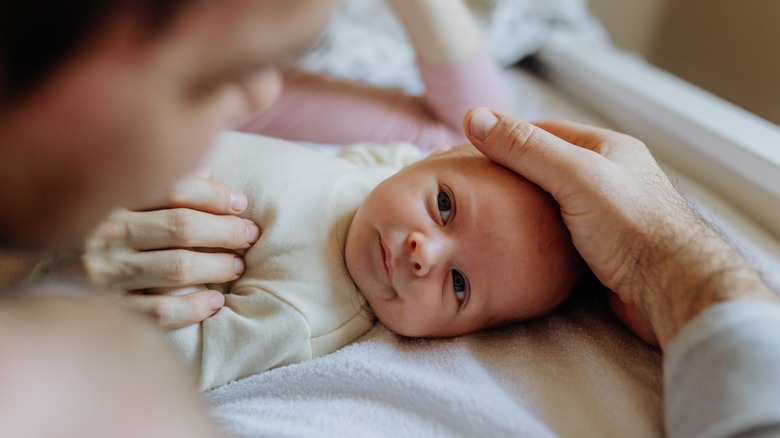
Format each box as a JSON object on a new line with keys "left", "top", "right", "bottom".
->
{"left": 664, "top": 299, "right": 780, "bottom": 437}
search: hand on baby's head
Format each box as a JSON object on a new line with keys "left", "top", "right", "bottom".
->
{"left": 345, "top": 145, "right": 583, "bottom": 338}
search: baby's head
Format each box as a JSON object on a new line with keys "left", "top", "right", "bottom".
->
{"left": 345, "top": 145, "right": 583, "bottom": 337}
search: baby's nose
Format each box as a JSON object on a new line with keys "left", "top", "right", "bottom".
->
{"left": 407, "top": 231, "right": 446, "bottom": 277}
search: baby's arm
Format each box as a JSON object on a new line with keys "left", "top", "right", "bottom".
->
{"left": 238, "top": 0, "right": 511, "bottom": 150}
{"left": 389, "top": 0, "right": 512, "bottom": 131}
{"left": 388, "top": 0, "right": 481, "bottom": 66}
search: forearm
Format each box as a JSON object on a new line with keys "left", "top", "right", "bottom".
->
{"left": 630, "top": 211, "right": 778, "bottom": 349}
{"left": 238, "top": 69, "right": 469, "bottom": 149}
{"left": 418, "top": 47, "right": 513, "bottom": 133}
{"left": 389, "top": 0, "right": 512, "bottom": 134}
{"left": 388, "top": 0, "right": 482, "bottom": 65}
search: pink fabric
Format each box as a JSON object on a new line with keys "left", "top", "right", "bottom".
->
{"left": 237, "top": 48, "right": 512, "bottom": 151}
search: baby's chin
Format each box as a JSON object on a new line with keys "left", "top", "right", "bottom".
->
{"left": 371, "top": 308, "right": 489, "bottom": 339}
{"left": 356, "top": 278, "right": 395, "bottom": 313}
{"left": 371, "top": 311, "right": 423, "bottom": 338}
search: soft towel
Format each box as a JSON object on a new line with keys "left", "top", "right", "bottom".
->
{"left": 206, "top": 290, "right": 664, "bottom": 438}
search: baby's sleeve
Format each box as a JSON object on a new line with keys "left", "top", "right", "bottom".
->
{"left": 168, "top": 288, "right": 311, "bottom": 391}
{"left": 417, "top": 45, "right": 513, "bottom": 136}
{"left": 236, "top": 46, "right": 512, "bottom": 151}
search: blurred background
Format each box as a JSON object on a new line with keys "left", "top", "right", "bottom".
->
{"left": 588, "top": 0, "right": 780, "bottom": 126}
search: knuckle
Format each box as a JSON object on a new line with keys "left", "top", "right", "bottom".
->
{"left": 596, "top": 133, "right": 647, "bottom": 160}
{"left": 83, "top": 255, "right": 138, "bottom": 291}
{"left": 594, "top": 140, "right": 616, "bottom": 156}
{"left": 180, "top": 295, "right": 207, "bottom": 325}
{"left": 163, "top": 179, "right": 190, "bottom": 206}
{"left": 168, "top": 209, "right": 200, "bottom": 244}
{"left": 503, "top": 119, "right": 536, "bottom": 160}
{"left": 82, "top": 256, "right": 112, "bottom": 285}
{"left": 150, "top": 300, "right": 177, "bottom": 328}
{"left": 80, "top": 255, "right": 106, "bottom": 286}
{"left": 153, "top": 295, "right": 202, "bottom": 328}
{"left": 212, "top": 184, "right": 233, "bottom": 211}
{"left": 619, "top": 138, "right": 642, "bottom": 154}
{"left": 89, "top": 217, "right": 127, "bottom": 244}
{"left": 126, "top": 292, "right": 206, "bottom": 329}
{"left": 167, "top": 250, "right": 196, "bottom": 284}
{"left": 618, "top": 133, "right": 647, "bottom": 152}
{"left": 165, "top": 189, "right": 184, "bottom": 207}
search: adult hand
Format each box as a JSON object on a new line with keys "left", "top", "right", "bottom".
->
{"left": 80, "top": 170, "right": 261, "bottom": 328}
{"left": 463, "top": 107, "right": 778, "bottom": 349}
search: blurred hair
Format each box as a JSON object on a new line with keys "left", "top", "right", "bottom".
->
{"left": 0, "top": 0, "right": 192, "bottom": 105}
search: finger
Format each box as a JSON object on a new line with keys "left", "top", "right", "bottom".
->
{"left": 531, "top": 120, "right": 623, "bottom": 152}
{"left": 463, "top": 107, "right": 600, "bottom": 197}
{"left": 125, "top": 290, "right": 225, "bottom": 329}
{"left": 141, "top": 173, "right": 248, "bottom": 214}
{"left": 531, "top": 119, "right": 654, "bottom": 164}
{"left": 101, "top": 208, "right": 260, "bottom": 251}
{"left": 88, "top": 249, "right": 245, "bottom": 291}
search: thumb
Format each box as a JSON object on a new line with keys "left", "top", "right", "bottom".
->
{"left": 462, "top": 107, "right": 593, "bottom": 198}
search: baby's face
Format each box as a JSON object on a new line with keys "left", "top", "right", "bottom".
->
{"left": 345, "top": 146, "right": 579, "bottom": 337}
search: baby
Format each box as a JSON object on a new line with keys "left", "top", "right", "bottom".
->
{"left": 167, "top": 131, "right": 582, "bottom": 390}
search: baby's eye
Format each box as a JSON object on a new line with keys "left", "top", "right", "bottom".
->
{"left": 437, "top": 191, "right": 452, "bottom": 224}
{"left": 452, "top": 269, "right": 467, "bottom": 302}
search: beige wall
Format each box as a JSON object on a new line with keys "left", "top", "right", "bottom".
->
{"left": 588, "top": 0, "right": 780, "bottom": 125}
{"left": 587, "top": 0, "right": 670, "bottom": 55}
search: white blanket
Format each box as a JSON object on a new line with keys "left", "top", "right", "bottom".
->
{"left": 206, "top": 290, "right": 663, "bottom": 437}
{"left": 300, "top": 0, "right": 608, "bottom": 94}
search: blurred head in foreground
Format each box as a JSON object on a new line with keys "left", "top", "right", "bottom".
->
{"left": 0, "top": 0, "right": 337, "bottom": 246}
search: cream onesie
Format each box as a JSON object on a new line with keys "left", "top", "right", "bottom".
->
{"left": 166, "top": 131, "right": 424, "bottom": 390}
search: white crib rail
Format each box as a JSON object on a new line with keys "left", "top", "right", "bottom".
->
{"left": 534, "top": 41, "right": 780, "bottom": 238}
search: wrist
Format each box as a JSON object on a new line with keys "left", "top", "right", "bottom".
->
{"left": 629, "top": 217, "right": 776, "bottom": 349}
{"left": 35, "top": 245, "right": 88, "bottom": 283}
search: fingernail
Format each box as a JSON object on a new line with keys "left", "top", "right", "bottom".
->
{"left": 233, "top": 256, "right": 245, "bottom": 275}
{"left": 230, "top": 191, "right": 248, "bottom": 212}
{"left": 470, "top": 107, "right": 498, "bottom": 141}
{"left": 208, "top": 292, "right": 224, "bottom": 311}
{"left": 246, "top": 221, "right": 260, "bottom": 243}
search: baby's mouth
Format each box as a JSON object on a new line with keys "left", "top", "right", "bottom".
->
{"left": 379, "top": 237, "right": 395, "bottom": 290}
